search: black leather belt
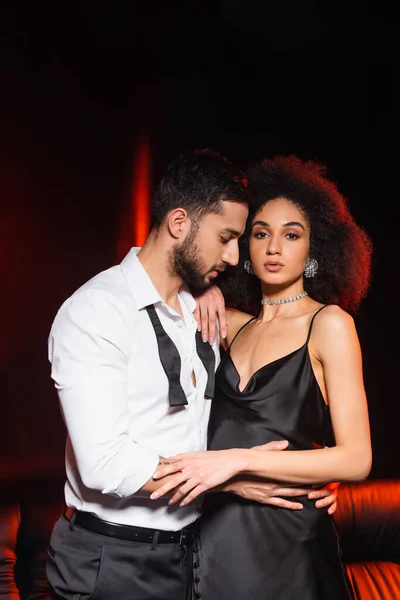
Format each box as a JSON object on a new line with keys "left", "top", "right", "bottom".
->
{"left": 64, "top": 508, "right": 197, "bottom": 545}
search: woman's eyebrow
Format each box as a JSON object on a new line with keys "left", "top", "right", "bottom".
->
{"left": 251, "top": 220, "right": 305, "bottom": 230}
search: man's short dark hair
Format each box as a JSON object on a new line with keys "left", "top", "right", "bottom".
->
{"left": 151, "top": 148, "right": 254, "bottom": 228}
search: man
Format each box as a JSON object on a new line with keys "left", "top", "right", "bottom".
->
{"left": 46, "top": 149, "right": 336, "bottom": 600}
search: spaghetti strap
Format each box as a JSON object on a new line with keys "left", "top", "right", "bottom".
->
{"left": 305, "top": 305, "right": 329, "bottom": 345}
{"left": 228, "top": 316, "right": 257, "bottom": 351}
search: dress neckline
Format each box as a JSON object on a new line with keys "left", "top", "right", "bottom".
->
{"left": 226, "top": 304, "right": 329, "bottom": 394}
{"left": 227, "top": 343, "right": 306, "bottom": 394}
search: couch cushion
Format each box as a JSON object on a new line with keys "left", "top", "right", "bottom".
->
{"left": 334, "top": 479, "right": 400, "bottom": 564}
{"left": 346, "top": 561, "right": 400, "bottom": 600}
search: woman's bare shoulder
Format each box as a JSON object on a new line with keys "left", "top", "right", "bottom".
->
{"left": 310, "top": 304, "right": 357, "bottom": 357}
{"left": 314, "top": 304, "right": 354, "bottom": 333}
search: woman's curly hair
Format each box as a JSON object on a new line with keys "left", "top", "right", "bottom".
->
{"left": 219, "top": 154, "right": 373, "bottom": 315}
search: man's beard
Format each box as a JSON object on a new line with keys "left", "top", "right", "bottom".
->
{"left": 170, "top": 229, "right": 218, "bottom": 293}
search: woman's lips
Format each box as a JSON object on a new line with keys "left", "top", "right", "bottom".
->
{"left": 264, "top": 263, "right": 283, "bottom": 272}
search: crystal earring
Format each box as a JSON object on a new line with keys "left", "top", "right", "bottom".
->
{"left": 244, "top": 259, "right": 253, "bottom": 274}
{"left": 304, "top": 257, "right": 318, "bottom": 278}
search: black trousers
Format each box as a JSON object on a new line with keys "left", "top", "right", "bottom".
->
{"left": 46, "top": 515, "right": 196, "bottom": 600}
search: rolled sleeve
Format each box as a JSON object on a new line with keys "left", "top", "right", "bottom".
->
{"left": 48, "top": 289, "right": 159, "bottom": 496}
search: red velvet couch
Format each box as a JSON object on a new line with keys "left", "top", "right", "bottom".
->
{"left": 1, "top": 476, "right": 399, "bottom": 599}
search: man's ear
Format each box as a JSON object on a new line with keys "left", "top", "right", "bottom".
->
{"left": 166, "top": 208, "right": 190, "bottom": 240}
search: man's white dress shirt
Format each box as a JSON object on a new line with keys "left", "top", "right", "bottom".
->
{"left": 48, "top": 248, "right": 220, "bottom": 531}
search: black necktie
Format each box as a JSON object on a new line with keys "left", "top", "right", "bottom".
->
{"left": 145, "top": 305, "right": 187, "bottom": 407}
{"left": 145, "top": 304, "right": 215, "bottom": 406}
{"left": 195, "top": 330, "right": 215, "bottom": 399}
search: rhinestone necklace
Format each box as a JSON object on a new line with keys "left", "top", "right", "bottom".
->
{"left": 261, "top": 291, "right": 308, "bottom": 306}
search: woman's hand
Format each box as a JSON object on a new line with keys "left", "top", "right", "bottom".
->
{"left": 150, "top": 448, "right": 245, "bottom": 506}
{"left": 193, "top": 284, "right": 227, "bottom": 344}
{"left": 150, "top": 442, "right": 340, "bottom": 513}
{"left": 150, "top": 440, "right": 289, "bottom": 506}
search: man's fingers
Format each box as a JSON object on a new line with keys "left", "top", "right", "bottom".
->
{"left": 314, "top": 493, "right": 337, "bottom": 508}
{"left": 315, "top": 494, "right": 336, "bottom": 506}
{"left": 277, "top": 487, "right": 312, "bottom": 497}
{"left": 253, "top": 440, "right": 289, "bottom": 452}
{"left": 308, "top": 488, "right": 337, "bottom": 500}
{"left": 328, "top": 501, "right": 337, "bottom": 514}
{"left": 265, "top": 440, "right": 289, "bottom": 451}
{"left": 265, "top": 497, "right": 303, "bottom": 510}
{"left": 315, "top": 496, "right": 337, "bottom": 514}
{"left": 308, "top": 481, "right": 339, "bottom": 499}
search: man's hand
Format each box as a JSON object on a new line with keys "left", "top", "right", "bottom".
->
{"left": 193, "top": 285, "right": 227, "bottom": 344}
{"left": 223, "top": 477, "right": 309, "bottom": 510}
{"left": 251, "top": 441, "right": 339, "bottom": 514}
{"left": 225, "top": 478, "right": 338, "bottom": 512}
{"left": 308, "top": 482, "right": 339, "bottom": 514}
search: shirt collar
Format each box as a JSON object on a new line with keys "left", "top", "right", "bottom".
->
{"left": 120, "top": 247, "right": 197, "bottom": 314}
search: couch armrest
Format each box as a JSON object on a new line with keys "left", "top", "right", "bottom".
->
{"left": 333, "top": 478, "right": 400, "bottom": 564}
{"left": 0, "top": 503, "right": 21, "bottom": 599}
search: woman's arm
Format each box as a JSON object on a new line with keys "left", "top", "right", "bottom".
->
{"left": 241, "top": 305, "right": 371, "bottom": 485}
{"left": 150, "top": 306, "right": 371, "bottom": 506}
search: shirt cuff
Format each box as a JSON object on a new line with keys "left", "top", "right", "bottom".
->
{"left": 102, "top": 446, "right": 160, "bottom": 498}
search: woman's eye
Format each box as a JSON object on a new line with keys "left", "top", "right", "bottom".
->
{"left": 254, "top": 231, "right": 268, "bottom": 239}
{"left": 220, "top": 237, "right": 230, "bottom": 244}
{"left": 286, "top": 232, "right": 300, "bottom": 240}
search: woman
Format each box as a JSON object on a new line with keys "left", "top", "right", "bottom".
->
{"left": 153, "top": 155, "right": 373, "bottom": 599}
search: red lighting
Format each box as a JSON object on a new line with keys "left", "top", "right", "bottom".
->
{"left": 116, "top": 133, "right": 151, "bottom": 261}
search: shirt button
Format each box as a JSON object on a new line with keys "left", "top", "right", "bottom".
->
{"left": 177, "top": 322, "right": 183, "bottom": 328}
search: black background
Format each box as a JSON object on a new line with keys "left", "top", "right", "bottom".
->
{"left": 0, "top": 3, "right": 396, "bottom": 479}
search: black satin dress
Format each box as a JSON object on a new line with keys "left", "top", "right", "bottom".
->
{"left": 195, "top": 307, "right": 354, "bottom": 600}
